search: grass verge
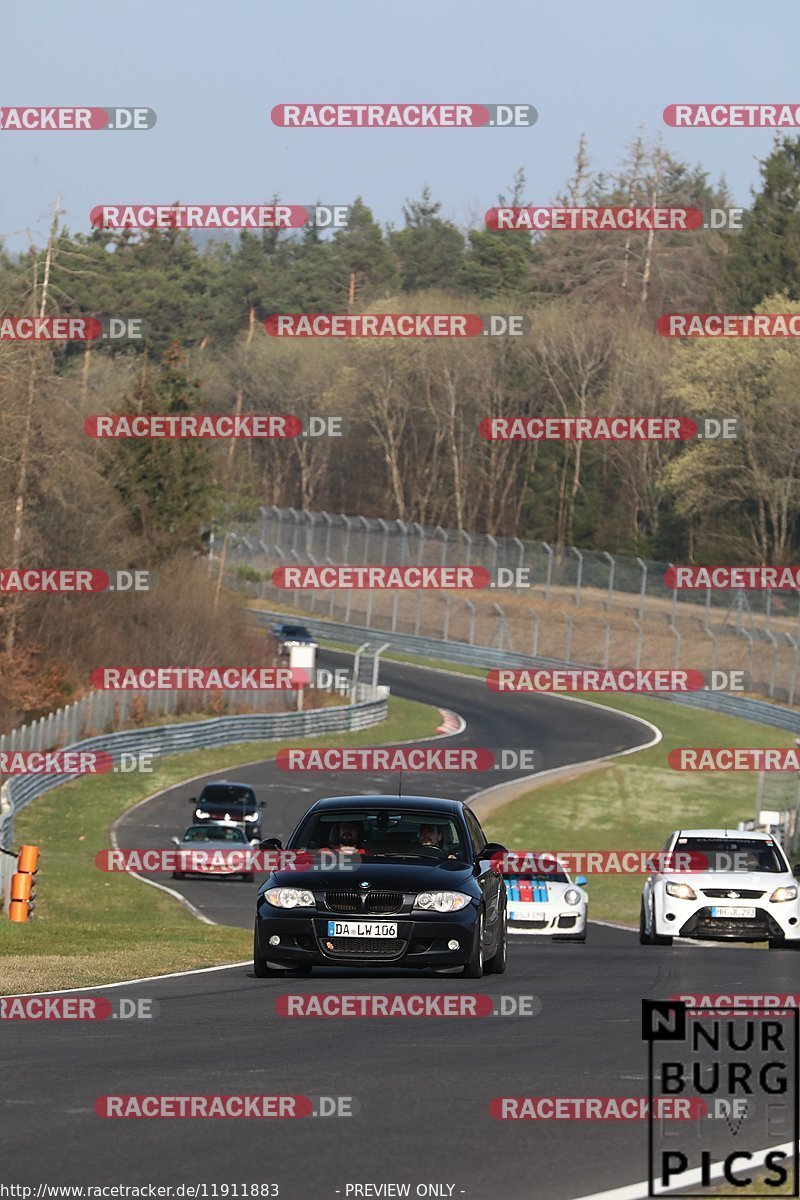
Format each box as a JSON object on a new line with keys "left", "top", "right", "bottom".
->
{"left": 0, "top": 694, "right": 437, "bottom": 994}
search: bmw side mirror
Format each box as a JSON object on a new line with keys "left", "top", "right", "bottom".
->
{"left": 188, "top": 797, "right": 197, "bottom": 804}
{"left": 170, "top": 836, "right": 180, "bottom": 846}
{"left": 259, "top": 800, "right": 266, "bottom": 809}
{"left": 479, "top": 842, "right": 507, "bottom": 858}
{"left": 793, "top": 864, "right": 800, "bottom": 876}
{"left": 575, "top": 875, "right": 588, "bottom": 887}
{"left": 259, "top": 837, "right": 283, "bottom": 850}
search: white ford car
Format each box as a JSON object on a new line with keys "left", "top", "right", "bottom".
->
{"left": 640, "top": 828, "right": 800, "bottom": 949}
{"left": 503, "top": 864, "right": 588, "bottom": 941}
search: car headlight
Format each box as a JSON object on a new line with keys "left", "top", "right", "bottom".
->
{"left": 665, "top": 881, "right": 697, "bottom": 900}
{"left": 564, "top": 888, "right": 581, "bottom": 906}
{"left": 770, "top": 885, "right": 798, "bottom": 903}
{"left": 245, "top": 813, "right": 258, "bottom": 822}
{"left": 195, "top": 809, "right": 210, "bottom": 818}
{"left": 264, "top": 887, "right": 315, "bottom": 909}
{"left": 414, "top": 891, "right": 471, "bottom": 913}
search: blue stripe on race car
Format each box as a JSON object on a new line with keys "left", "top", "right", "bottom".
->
{"left": 505, "top": 877, "right": 549, "bottom": 902}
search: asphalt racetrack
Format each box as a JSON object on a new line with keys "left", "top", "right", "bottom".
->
{"left": 2, "top": 654, "right": 793, "bottom": 1199}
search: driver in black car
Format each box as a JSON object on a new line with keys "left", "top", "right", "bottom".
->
{"left": 333, "top": 820, "right": 366, "bottom": 854}
{"left": 418, "top": 823, "right": 456, "bottom": 859}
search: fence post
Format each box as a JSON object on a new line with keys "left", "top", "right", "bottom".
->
{"left": 414, "top": 592, "right": 423, "bottom": 637}
{"left": 371, "top": 643, "right": 391, "bottom": 701}
{"left": 668, "top": 563, "right": 678, "bottom": 627}
{"left": 787, "top": 634, "right": 799, "bottom": 707}
{"left": 571, "top": 547, "right": 583, "bottom": 607}
{"left": 542, "top": 542, "right": 553, "bottom": 600}
{"left": 350, "top": 643, "right": 370, "bottom": 704}
{"left": 435, "top": 526, "right": 448, "bottom": 567}
{"left": 443, "top": 595, "right": 451, "bottom": 642}
{"left": 765, "top": 630, "right": 778, "bottom": 698}
{"left": 341, "top": 514, "right": 353, "bottom": 564}
{"left": 486, "top": 534, "right": 498, "bottom": 579}
{"left": 602, "top": 551, "right": 615, "bottom": 612}
{"left": 668, "top": 623, "right": 681, "bottom": 671}
{"left": 396, "top": 520, "right": 408, "bottom": 565}
{"left": 410, "top": 522, "right": 425, "bottom": 565}
{"left": 322, "top": 511, "right": 333, "bottom": 562}
{"left": 602, "top": 618, "right": 610, "bottom": 669}
{"left": 492, "top": 603, "right": 506, "bottom": 650}
{"left": 530, "top": 607, "right": 540, "bottom": 658}
{"left": 636, "top": 558, "right": 647, "bottom": 621}
{"left": 377, "top": 518, "right": 390, "bottom": 565}
{"left": 359, "top": 515, "right": 371, "bottom": 563}
{"left": 741, "top": 630, "right": 755, "bottom": 691}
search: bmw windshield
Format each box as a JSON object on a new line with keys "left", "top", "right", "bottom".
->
{"left": 288, "top": 809, "right": 469, "bottom": 862}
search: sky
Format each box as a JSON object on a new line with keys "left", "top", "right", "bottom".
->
{"left": 1, "top": 0, "right": 798, "bottom": 252}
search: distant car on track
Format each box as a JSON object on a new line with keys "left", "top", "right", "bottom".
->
{"left": 171, "top": 824, "right": 258, "bottom": 882}
{"left": 273, "top": 623, "right": 317, "bottom": 656}
{"left": 640, "top": 828, "right": 800, "bottom": 948}
{"left": 189, "top": 780, "right": 264, "bottom": 840}
{"left": 253, "top": 795, "right": 508, "bottom": 978}
{"left": 503, "top": 863, "right": 588, "bottom": 941}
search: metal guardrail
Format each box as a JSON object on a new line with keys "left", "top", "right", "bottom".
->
{"left": 0, "top": 693, "right": 388, "bottom": 910}
{"left": 249, "top": 607, "right": 800, "bottom": 733}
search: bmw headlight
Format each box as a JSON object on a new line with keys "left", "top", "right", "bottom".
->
{"left": 414, "top": 891, "right": 471, "bottom": 913}
{"left": 665, "top": 881, "right": 697, "bottom": 900}
{"left": 195, "top": 809, "right": 210, "bottom": 818}
{"left": 264, "top": 887, "right": 315, "bottom": 909}
{"left": 245, "top": 813, "right": 258, "bottom": 822}
{"left": 564, "top": 888, "right": 581, "bottom": 906}
{"left": 770, "top": 885, "right": 798, "bottom": 903}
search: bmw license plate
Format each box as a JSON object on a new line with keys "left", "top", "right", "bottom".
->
{"left": 711, "top": 906, "right": 755, "bottom": 919}
{"left": 327, "top": 921, "right": 398, "bottom": 938}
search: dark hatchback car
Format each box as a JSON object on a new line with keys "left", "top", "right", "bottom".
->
{"left": 253, "top": 795, "right": 508, "bottom": 978}
{"left": 190, "top": 781, "right": 264, "bottom": 841}
{"left": 272, "top": 623, "right": 317, "bottom": 656}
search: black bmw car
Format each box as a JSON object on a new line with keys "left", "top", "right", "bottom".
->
{"left": 253, "top": 795, "right": 508, "bottom": 978}
{"left": 190, "top": 781, "right": 264, "bottom": 841}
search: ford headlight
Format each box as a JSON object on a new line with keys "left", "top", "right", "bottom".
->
{"left": 564, "top": 888, "right": 581, "bottom": 906}
{"left": 665, "top": 881, "right": 697, "bottom": 900}
{"left": 414, "top": 891, "right": 471, "bottom": 913}
{"left": 770, "top": 885, "right": 798, "bottom": 903}
{"left": 265, "top": 887, "right": 315, "bottom": 909}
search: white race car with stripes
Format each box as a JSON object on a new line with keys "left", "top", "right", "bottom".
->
{"left": 503, "top": 863, "right": 588, "bottom": 940}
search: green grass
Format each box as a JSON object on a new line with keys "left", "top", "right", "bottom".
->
{"left": 0, "top": 694, "right": 437, "bottom": 994}
{"left": 482, "top": 694, "right": 796, "bottom": 926}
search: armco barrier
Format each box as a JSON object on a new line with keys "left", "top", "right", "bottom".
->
{"left": 249, "top": 608, "right": 800, "bottom": 733}
{"left": 0, "top": 693, "right": 387, "bottom": 911}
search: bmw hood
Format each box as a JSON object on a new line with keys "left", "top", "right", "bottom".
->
{"left": 260, "top": 858, "right": 477, "bottom": 894}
